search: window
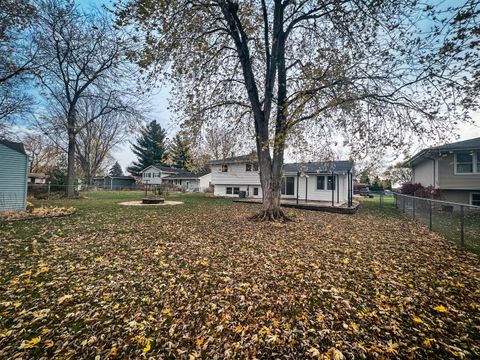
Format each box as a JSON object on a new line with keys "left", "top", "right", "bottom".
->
{"left": 246, "top": 163, "right": 258, "bottom": 171}
{"left": 472, "top": 193, "right": 480, "bottom": 206}
{"left": 281, "top": 177, "right": 295, "bottom": 195}
{"left": 316, "top": 176, "right": 325, "bottom": 190}
{"left": 252, "top": 163, "right": 259, "bottom": 171}
{"left": 456, "top": 153, "right": 473, "bottom": 173}
{"left": 226, "top": 187, "right": 232, "bottom": 194}
{"left": 233, "top": 187, "right": 240, "bottom": 194}
{"left": 246, "top": 163, "right": 252, "bottom": 171}
{"left": 253, "top": 187, "right": 259, "bottom": 196}
{"left": 327, "top": 175, "right": 336, "bottom": 190}
{"left": 221, "top": 164, "right": 228, "bottom": 172}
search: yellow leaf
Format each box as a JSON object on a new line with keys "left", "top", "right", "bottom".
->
{"left": 109, "top": 347, "right": 118, "bottom": 357}
{"left": 343, "top": 258, "right": 350, "bottom": 265}
{"left": 413, "top": 316, "right": 422, "bottom": 323}
{"left": 41, "top": 328, "right": 51, "bottom": 334}
{"left": 351, "top": 322, "right": 359, "bottom": 332}
{"left": 19, "top": 336, "right": 41, "bottom": 349}
{"left": 199, "top": 261, "right": 209, "bottom": 266}
{"left": 433, "top": 305, "right": 448, "bottom": 313}
{"left": 143, "top": 338, "right": 152, "bottom": 353}
{"left": 162, "top": 307, "right": 172, "bottom": 316}
{"left": 57, "top": 294, "right": 73, "bottom": 304}
{"left": 423, "top": 338, "right": 432, "bottom": 347}
{"left": 44, "top": 339, "right": 54, "bottom": 349}
{"left": 95, "top": 256, "right": 103, "bottom": 262}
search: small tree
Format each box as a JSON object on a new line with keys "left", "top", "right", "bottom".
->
{"left": 109, "top": 161, "right": 123, "bottom": 177}
{"left": 127, "top": 120, "right": 168, "bottom": 176}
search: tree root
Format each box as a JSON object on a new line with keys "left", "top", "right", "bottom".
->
{"left": 248, "top": 208, "right": 292, "bottom": 222}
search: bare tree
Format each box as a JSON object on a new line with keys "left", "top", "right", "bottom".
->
{"left": 203, "top": 125, "right": 240, "bottom": 161}
{"left": 33, "top": 0, "right": 139, "bottom": 196}
{"left": 117, "top": 0, "right": 478, "bottom": 220}
{"left": 0, "top": 0, "right": 37, "bottom": 135}
{"left": 22, "top": 131, "right": 62, "bottom": 173}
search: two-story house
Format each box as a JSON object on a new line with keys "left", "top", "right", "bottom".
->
{"left": 209, "top": 154, "right": 354, "bottom": 204}
{"left": 139, "top": 165, "right": 211, "bottom": 192}
{"left": 403, "top": 137, "right": 480, "bottom": 206}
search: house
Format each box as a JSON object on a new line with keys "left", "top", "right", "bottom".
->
{"left": 28, "top": 173, "right": 48, "bottom": 184}
{"left": 139, "top": 165, "right": 212, "bottom": 192}
{"left": 209, "top": 154, "right": 354, "bottom": 205}
{"left": 0, "top": 139, "right": 29, "bottom": 211}
{"left": 403, "top": 137, "right": 480, "bottom": 206}
{"left": 92, "top": 175, "right": 136, "bottom": 189}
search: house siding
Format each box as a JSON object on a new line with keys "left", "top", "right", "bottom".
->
{"left": 438, "top": 154, "right": 480, "bottom": 190}
{"left": 0, "top": 143, "right": 28, "bottom": 211}
{"left": 412, "top": 159, "right": 435, "bottom": 187}
{"left": 439, "top": 190, "right": 480, "bottom": 205}
{"left": 210, "top": 164, "right": 261, "bottom": 186}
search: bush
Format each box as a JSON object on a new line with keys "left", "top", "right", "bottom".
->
{"left": 399, "top": 183, "right": 441, "bottom": 199}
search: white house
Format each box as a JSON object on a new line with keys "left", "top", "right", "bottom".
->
{"left": 209, "top": 154, "right": 354, "bottom": 205}
{"left": 139, "top": 165, "right": 211, "bottom": 192}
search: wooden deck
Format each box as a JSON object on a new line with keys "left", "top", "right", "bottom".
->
{"left": 233, "top": 198, "right": 360, "bottom": 214}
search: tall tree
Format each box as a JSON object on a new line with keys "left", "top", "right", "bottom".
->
{"left": 203, "top": 125, "right": 239, "bottom": 161}
{"left": 383, "top": 162, "right": 413, "bottom": 187}
{"left": 33, "top": 0, "right": 137, "bottom": 196}
{"left": 22, "top": 131, "right": 62, "bottom": 173}
{"left": 169, "top": 132, "right": 193, "bottom": 170}
{"left": 109, "top": 161, "right": 123, "bottom": 177}
{"left": 117, "top": 0, "right": 478, "bottom": 220}
{"left": 0, "top": 0, "right": 37, "bottom": 135}
{"left": 127, "top": 120, "right": 168, "bottom": 176}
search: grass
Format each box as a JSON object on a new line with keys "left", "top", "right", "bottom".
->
{"left": 1, "top": 191, "right": 479, "bottom": 358}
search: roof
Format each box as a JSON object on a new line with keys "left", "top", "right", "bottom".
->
{"left": 163, "top": 169, "right": 210, "bottom": 180}
{"left": 29, "top": 173, "right": 47, "bottom": 178}
{"left": 404, "top": 137, "right": 480, "bottom": 166}
{"left": 0, "top": 139, "right": 27, "bottom": 156}
{"left": 283, "top": 160, "right": 353, "bottom": 173}
{"left": 93, "top": 176, "right": 135, "bottom": 180}
{"left": 139, "top": 164, "right": 178, "bottom": 173}
{"left": 209, "top": 153, "right": 257, "bottom": 165}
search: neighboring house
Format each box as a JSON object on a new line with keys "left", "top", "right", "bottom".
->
{"left": 92, "top": 175, "right": 136, "bottom": 189}
{"left": 139, "top": 165, "right": 212, "bottom": 192}
{"left": 28, "top": 173, "right": 48, "bottom": 184}
{"left": 209, "top": 154, "right": 354, "bottom": 204}
{"left": 403, "top": 137, "right": 480, "bottom": 206}
{"left": 0, "top": 140, "right": 29, "bottom": 211}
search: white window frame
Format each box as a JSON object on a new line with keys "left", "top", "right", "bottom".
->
{"left": 221, "top": 164, "right": 228, "bottom": 172}
{"left": 316, "top": 175, "right": 326, "bottom": 190}
{"left": 471, "top": 192, "right": 480, "bottom": 206}
{"left": 454, "top": 152, "right": 479, "bottom": 175}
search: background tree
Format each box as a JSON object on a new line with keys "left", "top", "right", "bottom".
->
{"left": 117, "top": 0, "right": 478, "bottom": 220}
{"left": 22, "top": 131, "right": 62, "bottom": 173}
{"left": 127, "top": 120, "right": 168, "bottom": 176}
{"left": 33, "top": 0, "right": 138, "bottom": 196}
{"left": 109, "top": 161, "right": 123, "bottom": 177}
{"left": 383, "top": 162, "right": 413, "bottom": 187}
{"left": 0, "top": 0, "right": 37, "bottom": 136}
{"left": 169, "top": 132, "right": 193, "bottom": 170}
{"left": 202, "top": 125, "right": 239, "bottom": 161}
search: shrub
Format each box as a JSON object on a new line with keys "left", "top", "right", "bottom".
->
{"left": 399, "top": 183, "right": 441, "bottom": 199}
{"left": 399, "top": 183, "right": 423, "bottom": 195}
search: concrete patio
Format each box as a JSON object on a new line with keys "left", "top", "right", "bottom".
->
{"left": 233, "top": 198, "right": 360, "bottom": 214}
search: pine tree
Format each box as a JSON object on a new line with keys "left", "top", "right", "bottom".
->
{"left": 109, "top": 161, "right": 123, "bottom": 177}
{"left": 170, "top": 133, "right": 193, "bottom": 170}
{"left": 127, "top": 120, "right": 168, "bottom": 176}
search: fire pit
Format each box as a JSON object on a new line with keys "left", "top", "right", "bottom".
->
{"left": 142, "top": 198, "right": 165, "bottom": 204}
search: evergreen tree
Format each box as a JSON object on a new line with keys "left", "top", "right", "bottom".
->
{"left": 127, "top": 120, "right": 168, "bottom": 176}
{"left": 170, "top": 133, "right": 193, "bottom": 170}
{"left": 109, "top": 161, "right": 123, "bottom": 177}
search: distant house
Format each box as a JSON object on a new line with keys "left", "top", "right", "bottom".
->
{"left": 92, "top": 175, "right": 136, "bottom": 189}
{"left": 209, "top": 154, "right": 354, "bottom": 205}
{"left": 139, "top": 165, "right": 212, "bottom": 192}
{"left": 28, "top": 173, "right": 48, "bottom": 184}
{"left": 403, "top": 137, "right": 480, "bottom": 206}
{"left": 0, "top": 140, "right": 29, "bottom": 211}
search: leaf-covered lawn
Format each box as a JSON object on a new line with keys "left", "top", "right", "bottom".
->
{"left": 1, "top": 192, "right": 479, "bottom": 359}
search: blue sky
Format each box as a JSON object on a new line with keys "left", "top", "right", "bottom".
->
{"left": 42, "top": 0, "right": 480, "bottom": 172}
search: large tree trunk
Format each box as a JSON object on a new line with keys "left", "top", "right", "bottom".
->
{"left": 66, "top": 112, "right": 76, "bottom": 197}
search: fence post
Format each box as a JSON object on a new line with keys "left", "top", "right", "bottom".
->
{"left": 460, "top": 205, "right": 465, "bottom": 248}
{"left": 429, "top": 199, "right": 432, "bottom": 230}
{"left": 47, "top": 182, "right": 51, "bottom": 200}
{"left": 412, "top": 196, "right": 416, "bottom": 219}
{"left": 402, "top": 195, "right": 406, "bottom": 213}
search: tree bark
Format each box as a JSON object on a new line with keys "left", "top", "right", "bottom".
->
{"left": 66, "top": 111, "right": 76, "bottom": 197}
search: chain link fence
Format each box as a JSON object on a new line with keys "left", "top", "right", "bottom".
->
{"left": 395, "top": 193, "right": 480, "bottom": 254}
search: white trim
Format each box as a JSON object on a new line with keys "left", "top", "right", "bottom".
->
{"left": 470, "top": 192, "right": 480, "bottom": 206}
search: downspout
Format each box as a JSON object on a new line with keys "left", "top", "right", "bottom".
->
{"left": 331, "top": 171, "right": 334, "bottom": 207}
{"left": 305, "top": 176, "right": 308, "bottom": 203}
{"left": 296, "top": 172, "right": 299, "bottom": 205}
{"left": 336, "top": 174, "right": 339, "bottom": 204}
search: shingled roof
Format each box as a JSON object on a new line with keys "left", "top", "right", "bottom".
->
{"left": 0, "top": 139, "right": 27, "bottom": 155}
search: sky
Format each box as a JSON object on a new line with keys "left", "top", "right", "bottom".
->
{"left": 26, "top": 0, "right": 480, "bottom": 174}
